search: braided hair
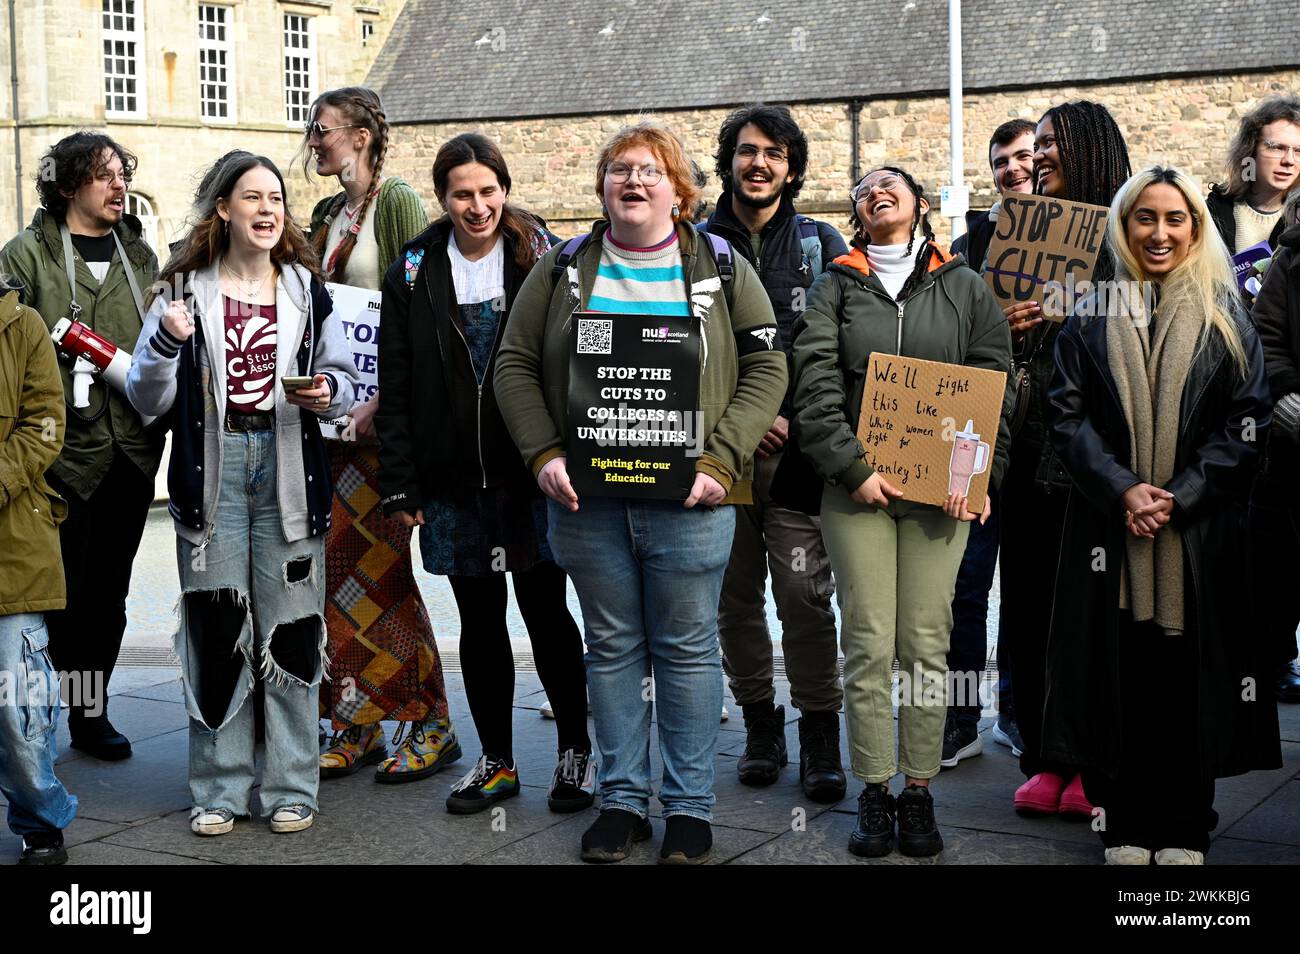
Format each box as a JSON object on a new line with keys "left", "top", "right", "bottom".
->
{"left": 850, "top": 165, "right": 936, "bottom": 301}
{"left": 1037, "top": 100, "right": 1131, "bottom": 282}
{"left": 305, "top": 86, "right": 390, "bottom": 281}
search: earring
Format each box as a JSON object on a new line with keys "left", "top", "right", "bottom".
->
{"left": 671, "top": 204, "right": 680, "bottom": 218}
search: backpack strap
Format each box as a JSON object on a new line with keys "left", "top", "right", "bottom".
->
{"left": 796, "top": 215, "right": 824, "bottom": 277}
{"left": 551, "top": 234, "right": 592, "bottom": 285}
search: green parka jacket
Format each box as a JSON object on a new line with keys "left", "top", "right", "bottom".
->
{"left": 0, "top": 209, "right": 161, "bottom": 500}
{"left": 792, "top": 243, "right": 1015, "bottom": 495}
{"left": 0, "top": 291, "right": 68, "bottom": 614}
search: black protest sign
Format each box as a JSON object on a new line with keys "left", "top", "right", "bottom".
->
{"left": 567, "top": 312, "right": 701, "bottom": 500}
{"left": 984, "top": 194, "right": 1110, "bottom": 320}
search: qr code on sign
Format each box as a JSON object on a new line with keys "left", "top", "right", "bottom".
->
{"left": 577, "top": 318, "right": 613, "bottom": 355}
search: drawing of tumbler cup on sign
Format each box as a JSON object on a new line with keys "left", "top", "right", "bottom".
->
{"left": 947, "top": 419, "right": 990, "bottom": 497}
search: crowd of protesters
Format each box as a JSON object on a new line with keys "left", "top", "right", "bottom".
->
{"left": 1, "top": 86, "right": 1297, "bottom": 866}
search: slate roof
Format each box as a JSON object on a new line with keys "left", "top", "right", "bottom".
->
{"left": 369, "top": 0, "right": 1299, "bottom": 123}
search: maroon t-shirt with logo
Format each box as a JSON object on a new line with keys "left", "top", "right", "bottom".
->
{"left": 224, "top": 296, "right": 278, "bottom": 414}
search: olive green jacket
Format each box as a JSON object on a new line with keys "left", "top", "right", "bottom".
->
{"left": 494, "top": 220, "right": 787, "bottom": 504}
{"left": 0, "top": 292, "right": 68, "bottom": 614}
{"left": 0, "top": 209, "right": 161, "bottom": 500}
{"left": 792, "top": 244, "right": 1015, "bottom": 494}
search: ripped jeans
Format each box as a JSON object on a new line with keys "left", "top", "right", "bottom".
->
{"left": 176, "top": 430, "right": 325, "bottom": 816}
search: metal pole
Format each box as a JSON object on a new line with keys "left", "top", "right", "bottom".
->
{"left": 8, "top": 0, "right": 21, "bottom": 227}
{"left": 948, "top": 0, "right": 965, "bottom": 239}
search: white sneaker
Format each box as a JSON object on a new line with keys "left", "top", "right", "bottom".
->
{"left": 1104, "top": 845, "right": 1153, "bottom": 865}
{"left": 1154, "top": 848, "right": 1205, "bottom": 865}
{"left": 269, "top": 804, "right": 315, "bottom": 833}
{"left": 720, "top": 706, "right": 730, "bottom": 723}
{"left": 190, "top": 806, "right": 235, "bottom": 836}
{"left": 539, "top": 700, "right": 593, "bottom": 720}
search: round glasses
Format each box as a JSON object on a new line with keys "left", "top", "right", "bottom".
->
{"left": 607, "top": 162, "right": 664, "bottom": 186}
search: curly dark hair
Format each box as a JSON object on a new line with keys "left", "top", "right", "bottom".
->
{"left": 35, "top": 131, "right": 138, "bottom": 219}
{"left": 714, "top": 103, "right": 809, "bottom": 200}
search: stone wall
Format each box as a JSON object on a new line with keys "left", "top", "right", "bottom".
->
{"left": 387, "top": 69, "right": 1300, "bottom": 248}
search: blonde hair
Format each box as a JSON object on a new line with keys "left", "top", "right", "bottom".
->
{"left": 594, "top": 120, "right": 701, "bottom": 222}
{"left": 1108, "top": 164, "right": 1248, "bottom": 376}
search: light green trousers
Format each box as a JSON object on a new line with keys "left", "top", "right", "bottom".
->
{"left": 819, "top": 485, "right": 970, "bottom": 783}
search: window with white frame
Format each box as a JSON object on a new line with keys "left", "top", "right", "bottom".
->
{"left": 125, "top": 194, "right": 158, "bottom": 252}
{"left": 198, "top": 4, "right": 235, "bottom": 122}
{"left": 283, "top": 13, "right": 315, "bottom": 126}
{"left": 361, "top": 20, "right": 376, "bottom": 46}
{"left": 102, "top": 0, "right": 145, "bottom": 118}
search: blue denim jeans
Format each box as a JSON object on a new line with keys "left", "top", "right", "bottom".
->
{"left": 0, "top": 613, "right": 78, "bottom": 836}
{"left": 947, "top": 489, "right": 1002, "bottom": 728}
{"left": 546, "top": 497, "right": 735, "bottom": 821}
{"left": 176, "top": 431, "right": 325, "bottom": 817}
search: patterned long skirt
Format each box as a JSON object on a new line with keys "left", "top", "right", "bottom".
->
{"left": 320, "top": 443, "right": 448, "bottom": 728}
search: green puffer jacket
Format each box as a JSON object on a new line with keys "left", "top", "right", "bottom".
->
{"left": 792, "top": 243, "right": 1015, "bottom": 494}
{"left": 0, "top": 209, "right": 161, "bottom": 500}
{"left": 0, "top": 292, "right": 68, "bottom": 614}
{"left": 494, "top": 220, "right": 787, "bottom": 504}
{"left": 308, "top": 177, "right": 429, "bottom": 277}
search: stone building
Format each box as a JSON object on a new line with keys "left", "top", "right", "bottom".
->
{"left": 369, "top": 0, "right": 1300, "bottom": 245}
{"left": 0, "top": 0, "right": 408, "bottom": 252}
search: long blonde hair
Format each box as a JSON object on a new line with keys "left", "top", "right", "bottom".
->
{"left": 1107, "top": 164, "right": 1249, "bottom": 377}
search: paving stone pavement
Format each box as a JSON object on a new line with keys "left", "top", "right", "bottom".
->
{"left": 3, "top": 665, "right": 1298, "bottom": 865}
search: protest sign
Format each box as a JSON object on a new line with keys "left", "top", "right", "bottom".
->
{"left": 320, "top": 282, "right": 380, "bottom": 440}
{"left": 567, "top": 312, "right": 701, "bottom": 500}
{"left": 1232, "top": 241, "right": 1273, "bottom": 300}
{"left": 855, "top": 353, "right": 1007, "bottom": 513}
{"left": 984, "top": 193, "right": 1110, "bottom": 320}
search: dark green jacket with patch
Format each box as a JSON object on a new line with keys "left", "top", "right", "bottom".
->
{"left": 0, "top": 209, "right": 161, "bottom": 499}
{"left": 792, "top": 243, "right": 1015, "bottom": 494}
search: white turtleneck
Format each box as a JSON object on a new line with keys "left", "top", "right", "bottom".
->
{"left": 867, "top": 242, "right": 913, "bottom": 301}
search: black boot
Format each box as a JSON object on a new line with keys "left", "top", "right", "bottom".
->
{"left": 797, "top": 710, "right": 847, "bottom": 802}
{"left": 68, "top": 712, "right": 132, "bottom": 761}
{"left": 737, "top": 702, "right": 787, "bottom": 786}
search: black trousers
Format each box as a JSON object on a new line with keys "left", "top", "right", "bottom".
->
{"left": 1247, "top": 470, "right": 1300, "bottom": 667}
{"left": 45, "top": 451, "right": 154, "bottom": 726}
{"left": 448, "top": 560, "right": 589, "bottom": 762}
{"left": 1083, "top": 615, "right": 1217, "bottom": 855}
{"left": 997, "top": 451, "right": 1076, "bottom": 779}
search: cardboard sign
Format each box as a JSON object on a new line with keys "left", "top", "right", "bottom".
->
{"left": 983, "top": 193, "right": 1110, "bottom": 321}
{"left": 320, "top": 282, "right": 380, "bottom": 440}
{"left": 855, "top": 353, "right": 1007, "bottom": 512}
{"left": 566, "top": 312, "right": 701, "bottom": 500}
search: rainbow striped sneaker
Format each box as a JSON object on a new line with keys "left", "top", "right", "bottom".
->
{"left": 374, "top": 715, "right": 462, "bottom": 784}
{"left": 446, "top": 754, "right": 520, "bottom": 814}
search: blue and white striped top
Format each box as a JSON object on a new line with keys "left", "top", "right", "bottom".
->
{"left": 588, "top": 231, "right": 689, "bottom": 316}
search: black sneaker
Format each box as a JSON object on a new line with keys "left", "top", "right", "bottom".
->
{"left": 1276, "top": 660, "right": 1300, "bottom": 704}
{"left": 797, "top": 710, "right": 847, "bottom": 802}
{"left": 68, "top": 714, "right": 132, "bottom": 761}
{"left": 737, "top": 702, "right": 787, "bottom": 786}
{"left": 445, "top": 754, "right": 519, "bottom": 815}
{"left": 580, "top": 809, "right": 652, "bottom": 863}
{"left": 897, "top": 784, "right": 944, "bottom": 857}
{"left": 992, "top": 713, "right": 1025, "bottom": 757}
{"left": 19, "top": 830, "right": 67, "bottom": 866}
{"left": 848, "top": 783, "right": 895, "bottom": 857}
{"left": 659, "top": 815, "right": 712, "bottom": 865}
{"left": 939, "top": 711, "right": 982, "bottom": 769}
{"left": 547, "top": 748, "right": 596, "bottom": 813}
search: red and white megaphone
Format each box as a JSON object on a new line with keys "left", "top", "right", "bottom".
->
{"left": 49, "top": 317, "right": 155, "bottom": 424}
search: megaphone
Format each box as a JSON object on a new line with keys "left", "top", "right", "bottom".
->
{"left": 50, "top": 317, "right": 155, "bottom": 424}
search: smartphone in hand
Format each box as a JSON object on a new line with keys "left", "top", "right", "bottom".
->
{"left": 281, "top": 376, "right": 314, "bottom": 392}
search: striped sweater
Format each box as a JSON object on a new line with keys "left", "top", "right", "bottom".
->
{"left": 588, "top": 231, "right": 689, "bottom": 315}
